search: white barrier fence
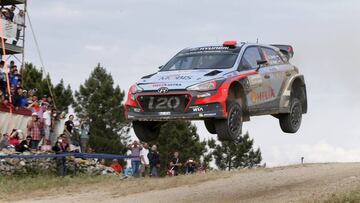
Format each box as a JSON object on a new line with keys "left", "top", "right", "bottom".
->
{"left": 0, "top": 19, "right": 17, "bottom": 44}
{"left": 0, "top": 111, "right": 30, "bottom": 135}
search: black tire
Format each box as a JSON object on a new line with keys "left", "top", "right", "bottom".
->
{"left": 215, "top": 102, "right": 243, "bottom": 141}
{"left": 279, "top": 98, "right": 302, "bottom": 133}
{"left": 132, "top": 121, "right": 163, "bottom": 142}
{"left": 204, "top": 119, "right": 216, "bottom": 134}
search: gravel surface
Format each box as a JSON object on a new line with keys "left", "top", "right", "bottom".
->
{"left": 11, "top": 163, "right": 360, "bottom": 203}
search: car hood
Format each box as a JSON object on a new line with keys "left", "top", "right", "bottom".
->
{"left": 137, "top": 69, "right": 235, "bottom": 91}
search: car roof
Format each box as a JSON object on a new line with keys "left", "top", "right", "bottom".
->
{"left": 182, "top": 42, "right": 280, "bottom": 52}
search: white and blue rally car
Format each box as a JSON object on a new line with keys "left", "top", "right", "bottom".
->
{"left": 125, "top": 41, "right": 307, "bottom": 141}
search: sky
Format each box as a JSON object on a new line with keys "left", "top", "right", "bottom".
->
{"left": 21, "top": 0, "right": 360, "bottom": 166}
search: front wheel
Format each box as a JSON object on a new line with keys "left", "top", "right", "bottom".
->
{"left": 215, "top": 102, "right": 243, "bottom": 141}
{"left": 279, "top": 98, "right": 302, "bottom": 133}
{"left": 132, "top": 121, "right": 163, "bottom": 142}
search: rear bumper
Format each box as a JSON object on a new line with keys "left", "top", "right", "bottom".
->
{"left": 126, "top": 103, "right": 225, "bottom": 121}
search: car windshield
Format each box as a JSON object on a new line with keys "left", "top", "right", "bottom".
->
{"left": 161, "top": 53, "right": 238, "bottom": 71}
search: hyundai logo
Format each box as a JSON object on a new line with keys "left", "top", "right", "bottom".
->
{"left": 158, "top": 87, "right": 169, "bottom": 94}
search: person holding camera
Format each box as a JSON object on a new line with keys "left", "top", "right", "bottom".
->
{"left": 53, "top": 134, "right": 70, "bottom": 177}
{"left": 129, "top": 140, "right": 142, "bottom": 177}
{"left": 27, "top": 112, "right": 43, "bottom": 149}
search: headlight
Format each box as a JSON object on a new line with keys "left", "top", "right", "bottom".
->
{"left": 131, "top": 84, "right": 143, "bottom": 94}
{"left": 130, "top": 84, "right": 143, "bottom": 100}
{"left": 187, "top": 80, "right": 217, "bottom": 92}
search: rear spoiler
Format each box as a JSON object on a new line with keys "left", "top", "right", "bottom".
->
{"left": 271, "top": 44, "right": 294, "bottom": 60}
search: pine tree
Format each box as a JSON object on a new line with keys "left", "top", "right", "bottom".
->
{"left": 53, "top": 79, "right": 74, "bottom": 113}
{"left": 73, "top": 63, "right": 128, "bottom": 154}
{"left": 208, "top": 132, "right": 262, "bottom": 171}
{"left": 151, "top": 121, "right": 207, "bottom": 175}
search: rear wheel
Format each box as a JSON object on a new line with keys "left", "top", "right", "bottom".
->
{"left": 204, "top": 119, "right": 216, "bottom": 134}
{"left": 132, "top": 121, "right": 163, "bottom": 142}
{"left": 279, "top": 98, "right": 302, "bottom": 133}
{"left": 215, "top": 102, "right": 243, "bottom": 141}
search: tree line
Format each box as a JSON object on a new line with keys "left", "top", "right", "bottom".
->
{"left": 22, "top": 63, "right": 262, "bottom": 174}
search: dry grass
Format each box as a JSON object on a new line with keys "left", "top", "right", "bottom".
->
{"left": 319, "top": 189, "right": 360, "bottom": 203}
{"left": 0, "top": 170, "right": 240, "bottom": 202}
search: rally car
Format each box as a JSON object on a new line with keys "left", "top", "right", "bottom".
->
{"left": 125, "top": 41, "right": 307, "bottom": 141}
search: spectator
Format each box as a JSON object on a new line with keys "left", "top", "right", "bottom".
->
{"left": 13, "top": 9, "right": 25, "bottom": 44}
{"left": 1, "top": 8, "right": 11, "bottom": 21}
{"left": 48, "top": 108, "right": 58, "bottom": 145}
{"left": 140, "top": 142, "right": 150, "bottom": 177}
{"left": 8, "top": 129, "right": 20, "bottom": 146}
{"left": 52, "top": 134, "right": 70, "bottom": 177}
{"left": 12, "top": 88, "right": 27, "bottom": 108}
{"left": 148, "top": 144, "right": 160, "bottom": 177}
{"left": 100, "top": 159, "right": 106, "bottom": 166}
{"left": 46, "top": 95, "right": 54, "bottom": 108}
{"left": 9, "top": 5, "right": 15, "bottom": 21}
{"left": 169, "top": 151, "right": 182, "bottom": 176}
{"left": 27, "top": 112, "right": 42, "bottom": 149}
{"left": 64, "top": 115, "right": 80, "bottom": 146}
{"left": 40, "top": 140, "right": 52, "bottom": 152}
{"left": 124, "top": 144, "right": 132, "bottom": 177}
{"left": 130, "top": 140, "right": 142, "bottom": 177}
{"left": 15, "top": 135, "right": 32, "bottom": 153}
{"left": 27, "top": 95, "right": 45, "bottom": 119}
{"left": 0, "top": 134, "right": 9, "bottom": 150}
{"left": 79, "top": 117, "right": 90, "bottom": 153}
{"left": 110, "top": 159, "right": 123, "bottom": 175}
{"left": 43, "top": 104, "right": 51, "bottom": 142}
{"left": 54, "top": 112, "right": 66, "bottom": 139}
{"left": 185, "top": 159, "right": 197, "bottom": 174}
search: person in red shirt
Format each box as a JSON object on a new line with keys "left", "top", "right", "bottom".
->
{"left": 8, "top": 129, "right": 20, "bottom": 146}
{"left": 110, "top": 159, "right": 123, "bottom": 176}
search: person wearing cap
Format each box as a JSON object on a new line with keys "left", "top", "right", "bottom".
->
{"left": 27, "top": 112, "right": 42, "bottom": 149}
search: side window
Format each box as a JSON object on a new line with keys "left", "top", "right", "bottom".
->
{"left": 262, "top": 48, "right": 284, "bottom": 65}
{"left": 239, "top": 47, "right": 262, "bottom": 70}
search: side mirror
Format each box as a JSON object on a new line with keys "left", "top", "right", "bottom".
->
{"left": 256, "top": 60, "right": 267, "bottom": 71}
{"left": 158, "top": 65, "right": 163, "bottom": 70}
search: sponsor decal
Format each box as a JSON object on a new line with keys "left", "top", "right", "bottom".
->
{"left": 158, "top": 112, "right": 171, "bottom": 116}
{"left": 249, "top": 86, "right": 275, "bottom": 103}
{"left": 143, "top": 83, "right": 181, "bottom": 87}
{"left": 203, "top": 113, "right": 217, "bottom": 117}
{"left": 190, "top": 106, "right": 204, "bottom": 112}
{"left": 159, "top": 75, "right": 192, "bottom": 81}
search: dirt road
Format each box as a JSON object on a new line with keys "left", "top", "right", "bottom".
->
{"left": 11, "top": 163, "right": 360, "bottom": 203}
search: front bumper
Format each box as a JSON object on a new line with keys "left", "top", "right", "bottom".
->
{"left": 125, "top": 90, "right": 227, "bottom": 121}
{"left": 126, "top": 103, "right": 224, "bottom": 121}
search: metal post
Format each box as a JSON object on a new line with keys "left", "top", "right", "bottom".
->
{"left": 21, "top": 0, "right": 27, "bottom": 70}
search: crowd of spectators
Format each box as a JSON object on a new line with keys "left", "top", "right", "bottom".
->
{"left": 103, "top": 140, "right": 206, "bottom": 178}
{"left": 0, "top": 4, "right": 25, "bottom": 45}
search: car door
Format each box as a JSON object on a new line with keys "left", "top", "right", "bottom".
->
{"left": 258, "top": 47, "right": 286, "bottom": 109}
{"left": 237, "top": 46, "right": 266, "bottom": 110}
